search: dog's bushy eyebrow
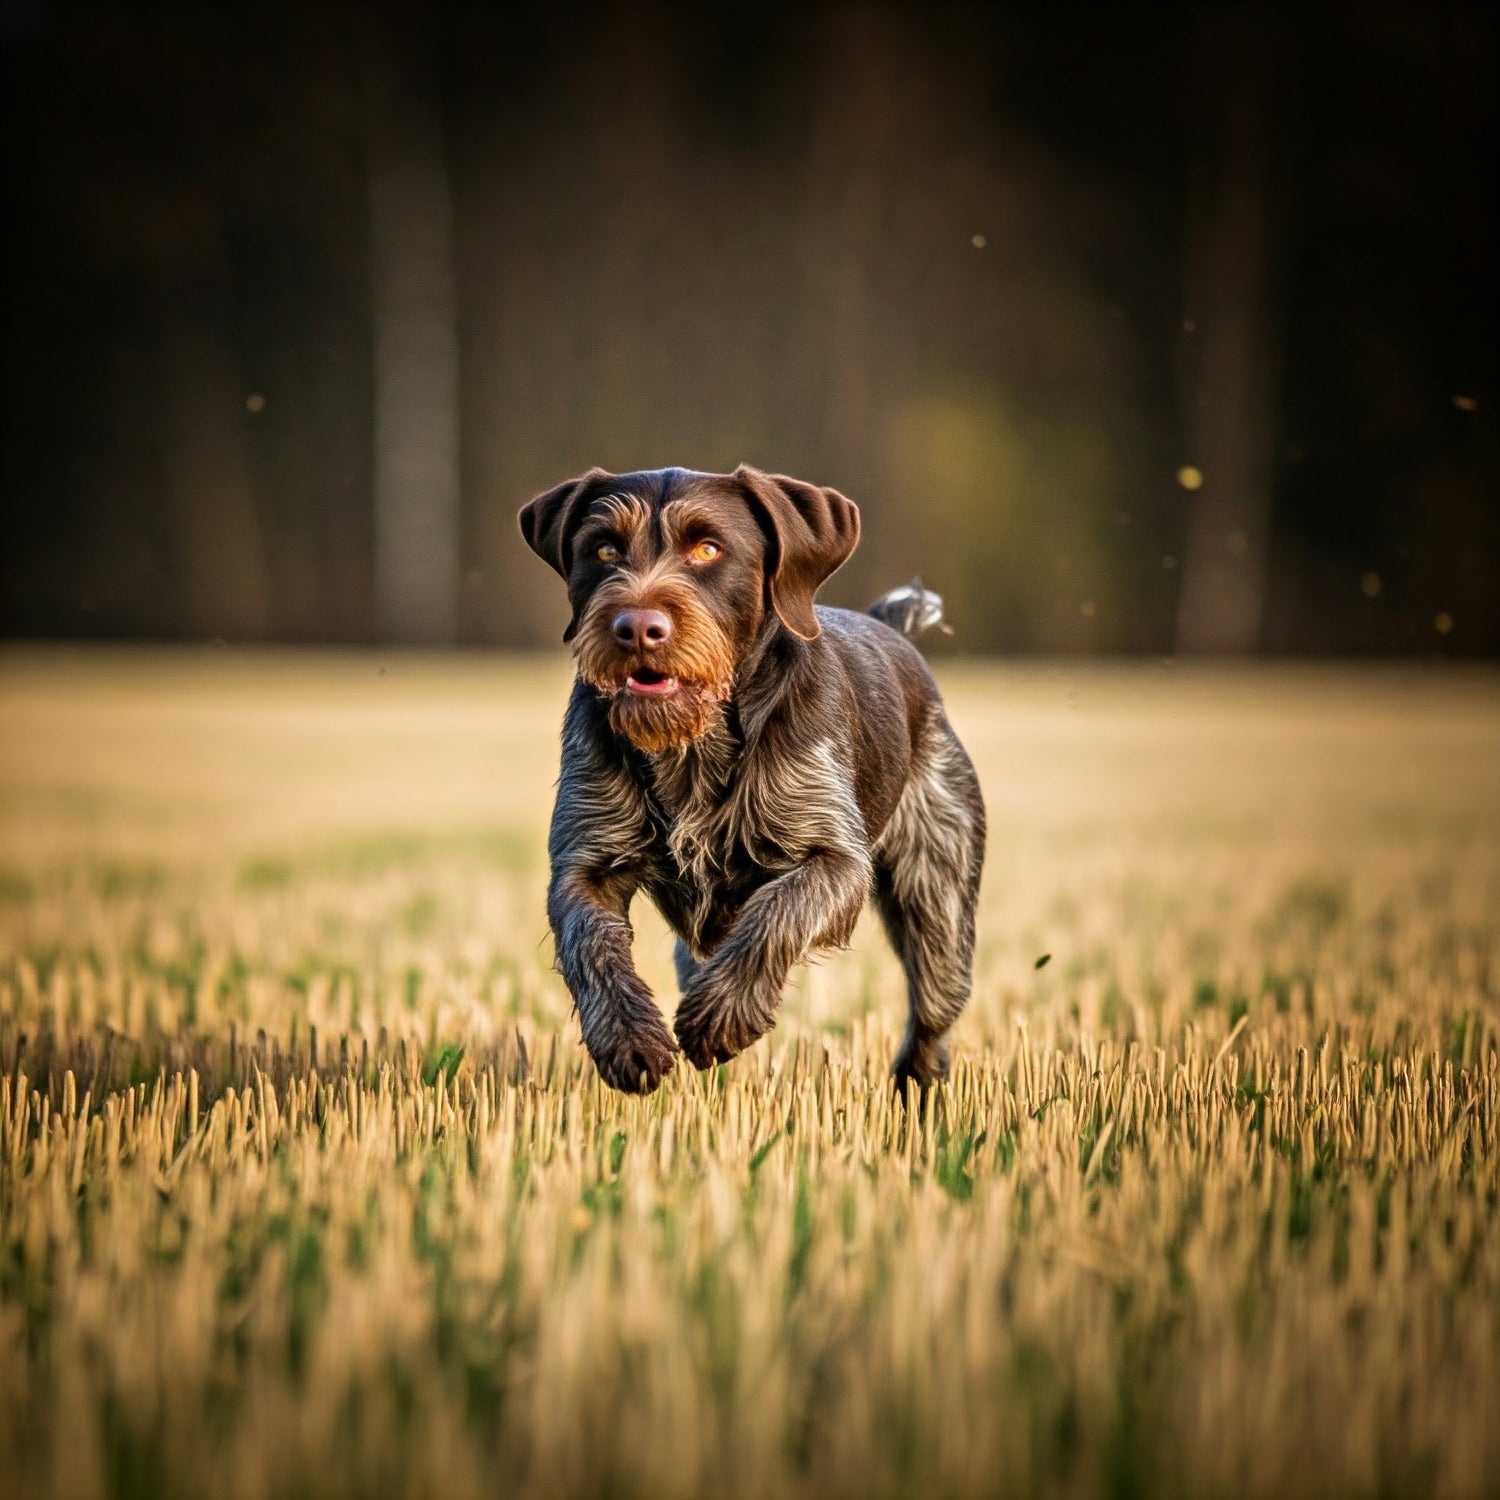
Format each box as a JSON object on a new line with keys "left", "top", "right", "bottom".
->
{"left": 660, "top": 499, "right": 727, "bottom": 545}
{"left": 578, "top": 493, "right": 652, "bottom": 545}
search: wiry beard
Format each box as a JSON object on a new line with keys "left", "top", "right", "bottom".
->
{"left": 605, "top": 684, "right": 730, "bottom": 755}
{"left": 573, "top": 573, "right": 740, "bottom": 754}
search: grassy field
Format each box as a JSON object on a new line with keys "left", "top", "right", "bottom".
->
{"left": 2, "top": 648, "right": 1498, "bottom": 1500}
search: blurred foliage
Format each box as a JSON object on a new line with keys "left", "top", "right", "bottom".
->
{"left": 889, "top": 384, "right": 1123, "bottom": 650}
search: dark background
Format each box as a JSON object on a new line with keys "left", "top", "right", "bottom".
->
{"left": 2, "top": 1, "right": 1494, "bottom": 654}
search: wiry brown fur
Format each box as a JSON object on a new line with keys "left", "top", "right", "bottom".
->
{"left": 519, "top": 465, "right": 985, "bottom": 1095}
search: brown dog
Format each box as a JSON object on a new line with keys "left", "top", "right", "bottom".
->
{"left": 520, "top": 465, "right": 984, "bottom": 1093}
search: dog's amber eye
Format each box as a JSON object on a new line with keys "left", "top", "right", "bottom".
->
{"left": 596, "top": 543, "right": 620, "bottom": 563}
{"left": 690, "top": 540, "right": 722, "bottom": 564}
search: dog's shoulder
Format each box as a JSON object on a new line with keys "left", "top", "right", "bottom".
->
{"left": 559, "top": 676, "right": 625, "bottom": 771}
{"left": 805, "top": 608, "right": 943, "bottom": 829}
{"left": 552, "top": 680, "right": 655, "bottom": 863}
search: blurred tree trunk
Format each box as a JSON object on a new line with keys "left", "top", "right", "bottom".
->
{"left": 805, "top": 7, "right": 888, "bottom": 478}
{"left": 1174, "top": 8, "right": 1278, "bottom": 655}
{"left": 365, "top": 9, "right": 459, "bottom": 644}
{"left": 164, "top": 321, "right": 272, "bottom": 640}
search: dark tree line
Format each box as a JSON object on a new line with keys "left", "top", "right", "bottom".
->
{"left": 2, "top": 2, "right": 1494, "bottom": 653}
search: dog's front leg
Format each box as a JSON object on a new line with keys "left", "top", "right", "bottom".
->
{"left": 674, "top": 848, "right": 871, "bottom": 1068}
{"left": 549, "top": 869, "right": 678, "bottom": 1093}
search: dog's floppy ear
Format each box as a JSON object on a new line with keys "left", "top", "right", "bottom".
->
{"left": 518, "top": 468, "right": 610, "bottom": 641}
{"left": 518, "top": 467, "right": 610, "bottom": 579}
{"left": 736, "top": 465, "right": 861, "bottom": 641}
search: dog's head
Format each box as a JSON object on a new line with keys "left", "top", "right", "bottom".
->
{"left": 519, "top": 465, "right": 860, "bottom": 753}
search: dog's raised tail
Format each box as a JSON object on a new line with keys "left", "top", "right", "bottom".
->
{"left": 866, "top": 577, "right": 953, "bottom": 639}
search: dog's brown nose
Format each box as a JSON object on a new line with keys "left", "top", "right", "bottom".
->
{"left": 612, "top": 609, "right": 672, "bottom": 652}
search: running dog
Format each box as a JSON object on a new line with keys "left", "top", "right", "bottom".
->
{"left": 519, "top": 465, "right": 984, "bottom": 1094}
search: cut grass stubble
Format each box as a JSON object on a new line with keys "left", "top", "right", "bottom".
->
{"left": 1, "top": 653, "right": 1498, "bottom": 1500}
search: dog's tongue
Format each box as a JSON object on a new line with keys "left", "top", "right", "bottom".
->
{"left": 626, "top": 668, "right": 679, "bottom": 696}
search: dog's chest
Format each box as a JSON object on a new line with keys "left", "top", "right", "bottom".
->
{"left": 643, "top": 733, "right": 758, "bottom": 892}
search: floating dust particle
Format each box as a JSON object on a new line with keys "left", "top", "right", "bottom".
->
{"left": 1080, "top": 600, "right": 1097, "bottom": 618}
{"left": 1453, "top": 395, "right": 1478, "bottom": 412}
{"left": 971, "top": 233, "right": 987, "bottom": 249}
{"left": 1361, "top": 572, "right": 1382, "bottom": 598}
{"left": 1435, "top": 612, "right": 1454, "bottom": 634}
{"left": 1176, "top": 466, "right": 1203, "bottom": 490}
{"left": 1162, "top": 554, "right": 1178, "bottom": 570}
{"left": 245, "top": 393, "right": 266, "bottom": 413}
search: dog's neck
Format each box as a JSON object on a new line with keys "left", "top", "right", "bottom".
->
{"left": 730, "top": 620, "right": 810, "bottom": 742}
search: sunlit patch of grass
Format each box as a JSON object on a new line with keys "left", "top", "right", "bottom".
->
{"left": 237, "top": 856, "right": 297, "bottom": 891}
{"left": 237, "top": 828, "right": 536, "bottom": 892}
{"left": 87, "top": 860, "right": 165, "bottom": 900}
{"left": 321, "top": 827, "right": 536, "bottom": 878}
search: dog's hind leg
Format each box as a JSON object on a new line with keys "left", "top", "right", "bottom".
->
{"left": 673, "top": 938, "right": 703, "bottom": 993}
{"left": 873, "top": 718, "right": 985, "bottom": 1091}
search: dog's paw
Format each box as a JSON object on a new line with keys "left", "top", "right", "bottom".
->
{"left": 586, "top": 1015, "right": 678, "bottom": 1095}
{"left": 673, "top": 964, "right": 776, "bottom": 1070}
{"left": 673, "top": 1008, "right": 736, "bottom": 1070}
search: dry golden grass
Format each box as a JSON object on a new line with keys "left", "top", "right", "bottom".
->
{"left": 1, "top": 647, "right": 1498, "bottom": 1500}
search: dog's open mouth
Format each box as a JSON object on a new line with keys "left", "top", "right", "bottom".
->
{"left": 624, "top": 667, "right": 680, "bottom": 697}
